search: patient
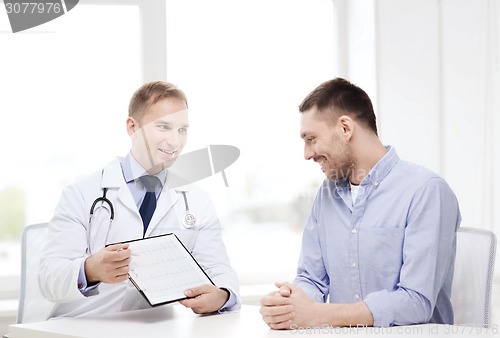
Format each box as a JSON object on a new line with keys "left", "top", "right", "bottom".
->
{"left": 260, "top": 77, "right": 461, "bottom": 329}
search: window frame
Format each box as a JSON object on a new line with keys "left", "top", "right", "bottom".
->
{"left": 82, "top": 0, "right": 167, "bottom": 82}
{"left": 0, "top": 0, "right": 159, "bottom": 298}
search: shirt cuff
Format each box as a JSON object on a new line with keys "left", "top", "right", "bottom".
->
{"left": 217, "top": 288, "right": 239, "bottom": 313}
{"left": 364, "top": 290, "right": 394, "bottom": 327}
{"left": 78, "top": 260, "right": 100, "bottom": 296}
{"left": 293, "top": 279, "right": 325, "bottom": 303}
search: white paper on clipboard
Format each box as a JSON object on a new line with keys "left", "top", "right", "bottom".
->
{"left": 124, "top": 233, "right": 214, "bottom": 306}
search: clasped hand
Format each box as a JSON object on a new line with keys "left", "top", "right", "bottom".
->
{"left": 260, "top": 282, "right": 320, "bottom": 330}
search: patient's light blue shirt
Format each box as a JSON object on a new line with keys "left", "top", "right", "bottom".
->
{"left": 294, "top": 146, "right": 461, "bottom": 327}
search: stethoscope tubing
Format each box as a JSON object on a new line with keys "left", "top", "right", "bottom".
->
{"left": 89, "top": 187, "right": 114, "bottom": 222}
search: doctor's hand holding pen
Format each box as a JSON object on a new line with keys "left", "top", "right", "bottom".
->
{"left": 84, "top": 243, "right": 131, "bottom": 284}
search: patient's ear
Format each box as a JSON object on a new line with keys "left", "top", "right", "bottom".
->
{"left": 338, "top": 115, "right": 354, "bottom": 141}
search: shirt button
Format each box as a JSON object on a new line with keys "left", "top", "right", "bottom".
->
{"left": 352, "top": 262, "right": 357, "bottom": 268}
{"left": 352, "top": 229, "right": 357, "bottom": 234}
{"left": 355, "top": 294, "right": 360, "bottom": 300}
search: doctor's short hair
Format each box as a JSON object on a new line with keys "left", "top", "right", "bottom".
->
{"left": 128, "top": 81, "right": 188, "bottom": 123}
{"left": 298, "top": 77, "right": 378, "bottom": 135}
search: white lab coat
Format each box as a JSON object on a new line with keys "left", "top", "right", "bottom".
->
{"left": 39, "top": 158, "right": 240, "bottom": 318}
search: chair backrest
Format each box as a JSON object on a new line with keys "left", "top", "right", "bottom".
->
{"left": 16, "top": 223, "right": 55, "bottom": 323}
{"left": 450, "top": 227, "right": 496, "bottom": 327}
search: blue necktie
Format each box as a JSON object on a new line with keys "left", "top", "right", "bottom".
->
{"left": 139, "top": 175, "right": 160, "bottom": 235}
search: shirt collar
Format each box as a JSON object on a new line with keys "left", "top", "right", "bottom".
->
{"left": 361, "top": 145, "right": 399, "bottom": 187}
{"left": 121, "top": 152, "right": 167, "bottom": 187}
{"left": 335, "top": 145, "right": 399, "bottom": 189}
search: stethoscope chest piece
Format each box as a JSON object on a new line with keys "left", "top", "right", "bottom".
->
{"left": 180, "top": 190, "right": 196, "bottom": 229}
{"left": 182, "top": 213, "right": 196, "bottom": 228}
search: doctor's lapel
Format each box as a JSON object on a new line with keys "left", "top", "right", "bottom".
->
{"left": 101, "top": 160, "right": 138, "bottom": 216}
{"left": 144, "top": 188, "right": 178, "bottom": 236}
{"left": 116, "top": 185, "right": 139, "bottom": 216}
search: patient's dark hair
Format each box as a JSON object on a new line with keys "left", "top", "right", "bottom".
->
{"left": 299, "top": 78, "right": 377, "bottom": 135}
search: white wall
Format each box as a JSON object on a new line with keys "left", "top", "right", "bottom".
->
{"left": 439, "top": 0, "right": 499, "bottom": 235}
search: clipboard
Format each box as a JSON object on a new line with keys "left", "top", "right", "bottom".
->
{"left": 109, "top": 233, "right": 214, "bottom": 307}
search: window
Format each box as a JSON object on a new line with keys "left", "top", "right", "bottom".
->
{"left": 0, "top": 3, "right": 141, "bottom": 289}
{"left": 165, "top": 0, "right": 335, "bottom": 285}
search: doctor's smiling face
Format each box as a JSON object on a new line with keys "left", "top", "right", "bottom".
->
{"left": 127, "top": 97, "right": 189, "bottom": 175}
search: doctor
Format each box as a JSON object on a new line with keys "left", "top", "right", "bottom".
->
{"left": 39, "top": 81, "right": 240, "bottom": 318}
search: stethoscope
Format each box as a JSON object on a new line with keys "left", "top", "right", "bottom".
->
{"left": 88, "top": 188, "right": 114, "bottom": 253}
{"left": 180, "top": 190, "right": 196, "bottom": 228}
{"left": 88, "top": 186, "right": 196, "bottom": 252}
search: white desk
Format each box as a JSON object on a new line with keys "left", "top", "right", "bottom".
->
{"left": 8, "top": 305, "right": 497, "bottom": 338}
